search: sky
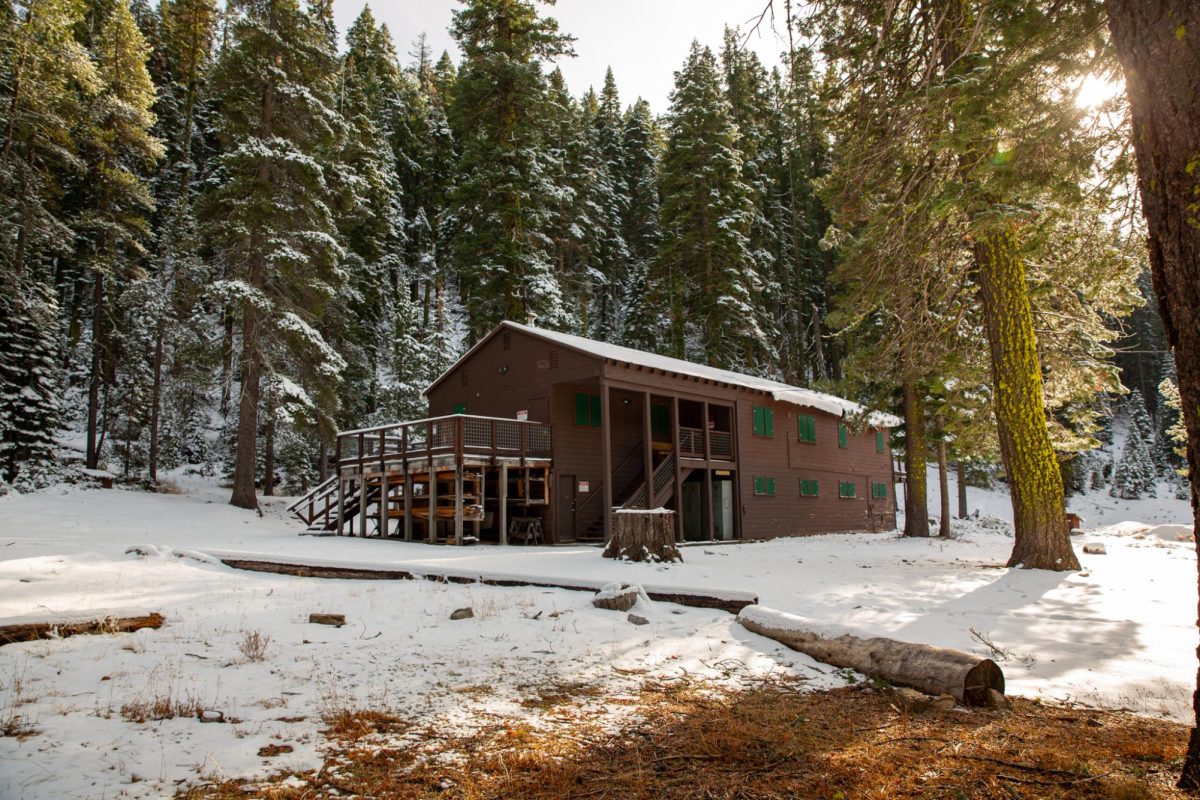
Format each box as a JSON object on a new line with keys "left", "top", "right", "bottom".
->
{"left": 332, "top": 0, "right": 791, "bottom": 111}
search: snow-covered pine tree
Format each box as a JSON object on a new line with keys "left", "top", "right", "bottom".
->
{"left": 653, "top": 41, "right": 770, "bottom": 371}
{"left": 1111, "top": 390, "right": 1158, "bottom": 499}
{"left": 143, "top": 0, "right": 218, "bottom": 481}
{"left": 447, "top": 0, "right": 574, "bottom": 341}
{"left": 200, "top": 0, "right": 347, "bottom": 509}
{"left": 74, "top": 0, "right": 164, "bottom": 470}
{"left": 617, "top": 98, "right": 663, "bottom": 350}
{"left": 327, "top": 5, "right": 405, "bottom": 430}
{"left": 0, "top": 0, "right": 97, "bottom": 485}
{"left": 0, "top": 281, "right": 63, "bottom": 489}
{"left": 585, "top": 68, "right": 631, "bottom": 341}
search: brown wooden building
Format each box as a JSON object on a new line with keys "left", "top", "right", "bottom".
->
{"left": 291, "top": 321, "right": 898, "bottom": 545}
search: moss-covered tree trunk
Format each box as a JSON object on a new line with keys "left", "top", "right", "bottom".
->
{"left": 1105, "top": 0, "right": 1200, "bottom": 786}
{"left": 973, "top": 229, "right": 1078, "bottom": 571}
{"left": 902, "top": 380, "right": 930, "bottom": 538}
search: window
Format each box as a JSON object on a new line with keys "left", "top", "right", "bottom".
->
{"left": 798, "top": 414, "right": 816, "bottom": 443}
{"left": 839, "top": 481, "right": 857, "bottom": 499}
{"left": 752, "top": 405, "right": 774, "bottom": 437}
{"left": 871, "top": 482, "right": 888, "bottom": 499}
{"left": 753, "top": 476, "right": 776, "bottom": 496}
{"left": 876, "top": 430, "right": 885, "bottom": 453}
{"left": 838, "top": 423, "right": 848, "bottom": 448}
{"left": 452, "top": 403, "right": 467, "bottom": 415}
{"left": 651, "top": 405, "right": 669, "bottom": 438}
{"left": 574, "top": 392, "right": 601, "bottom": 428}
{"left": 800, "top": 478, "right": 819, "bottom": 497}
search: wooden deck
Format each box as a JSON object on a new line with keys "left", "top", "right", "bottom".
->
{"left": 290, "top": 415, "right": 552, "bottom": 546}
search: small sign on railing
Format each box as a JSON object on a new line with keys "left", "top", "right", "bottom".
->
{"left": 578, "top": 480, "right": 589, "bottom": 493}
{"left": 516, "top": 409, "right": 528, "bottom": 421}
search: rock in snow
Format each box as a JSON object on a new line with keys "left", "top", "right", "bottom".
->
{"left": 593, "top": 582, "right": 640, "bottom": 612}
{"left": 450, "top": 607, "right": 474, "bottom": 620}
{"left": 627, "top": 613, "right": 649, "bottom": 626}
{"left": 1083, "top": 543, "right": 1108, "bottom": 555}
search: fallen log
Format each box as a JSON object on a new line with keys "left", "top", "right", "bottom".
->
{"left": 738, "top": 606, "right": 1003, "bottom": 706}
{"left": 0, "top": 612, "right": 165, "bottom": 646}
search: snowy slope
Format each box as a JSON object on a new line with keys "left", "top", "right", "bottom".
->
{"left": 0, "top": 474, "right": 1195, "bottom": 798}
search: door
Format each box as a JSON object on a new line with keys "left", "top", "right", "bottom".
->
{"left": 556, "top": 474, "right": 577, "bottom": 541}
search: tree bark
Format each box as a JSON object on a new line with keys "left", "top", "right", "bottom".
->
{"left": 739, "top": 606, "right": 1004, "bottom": 707}
{"left": 263, "top": 396, "right": 275, "bottom": 497}
{"left": 603, "top": 509, "right": 681, "bottom": 562}
{"left": 86, "top": 273, "right": 104, "bottom": 470}
{"left": 148, "top": 322, "right": 164, "bottom": 482}
{"left": 937, "top": 436, "right": 950, "bottom": 537}
{"left": 973, "top": 230, "right": 1077, "bottom": 570}
{"left": 902, "top": 380, "right": 930, "bottom": 537}
{"left": 1105, "top": 0, "right": 1200, "bottom": 787}
{"left": 957, "top": 460, "right": 969, "bottom": 519}
{"left": 230, "top": 285, "right": 262, "bottom": 509}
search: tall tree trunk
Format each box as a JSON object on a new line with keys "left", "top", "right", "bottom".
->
{"left": 148, "top": 322, "right": 164, "bottom": 482}
{"left": 263, "top": 395, "right": 275, "bottom": 497}
{"left": 230, "top": 280, "right": 262, "bottom": 509}
{"left": 973, "top": 230, "right": 1078, "bottom": 571}
{"left": 937, "top": 436, "right": 950, "bottom": 537}
{"left": 957, "top": 460, "right": 969, "bottom": 519}
{"left": 86, "top": 273, "right": 104, "bottom": 470}
{"left": 902, "top": 380, "right": 930, "bottom": 538}
{"left": 1105, "top": 0, "right": 1200, "bottom": 787}
{"left": 231, "top": 40, "right": 277, "bottom": 509}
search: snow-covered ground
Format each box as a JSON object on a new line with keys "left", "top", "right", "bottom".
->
{"left": 0, "top": 470, "right": 1194, "bottom": 799}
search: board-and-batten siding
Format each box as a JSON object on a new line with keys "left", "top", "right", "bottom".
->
{"left": 736, "top": 397, "right": 895, "bottom": 537}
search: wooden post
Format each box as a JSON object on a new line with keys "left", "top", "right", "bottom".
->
{"left": 672, "top": 395, "right": 683, "bottom": 542}
{"left": 642, "top": 391, "right": 653, "bottom": 508}
{"left": 475, "top": 466, "right": 484, "bottom": 540}
{"left": 703, "top": 402, "right": 711, "bottom": 461}
{"left": 731, "top": 400, "right": 743, "bottom": 540}
{"left": 380, "top": 469, "right": 389, "bottom": 538}
{"left": 428, "top": 468, "right": 437, "bottom": 542}
{"left": 403, "top": 465, "right": 413, "bottom": 541}
{"left": 704, "top": 467, "right": 715, "bottom": 541}
{"left": 454, "top": 465, "right": 464, "bottom": 545}
{"left": 358, "top": 476, "right": 367, "bottom": 538}
{"left": 335, "top": 476, "right": 346, "bottom": 536}
{"left": 499, "top": 463, "right": 508, "bottom": 545}
{"left": 601, "top": 380, "right": 613, "bottom": 542}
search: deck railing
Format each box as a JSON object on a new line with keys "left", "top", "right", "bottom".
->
{"left": 678, "top": 427, "right": 734, "bottom": 461}
{"left": 337, "top": 414, "right": 553, "bottom": 474}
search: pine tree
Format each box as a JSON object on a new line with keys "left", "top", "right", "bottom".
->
{"left": 74, "top": 0, "right": 164, "bottom": 470}
{"left": 200, "top": 0, "right": 347, "bottom": 509}
{"left": 1112, "top": 393, "right": 1157, "bottom": 499}
{"left": 653, "top": 41, "right": 770, "bottom": 371}
{"left": 617, "top": 97, "right": 662, "bottom": 350}
{"left": 446, "top": 0, "right": 574, "bottom": 340}
{"left": 0, "top": 281, "right": 62, "bottom": 488}
{"left": 585, "top": 67, "right": 630, "bottom": 341}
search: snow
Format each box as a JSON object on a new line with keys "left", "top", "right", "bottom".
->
{"left": 0, "top": 472, "right": 1195, "bottom": 798}
{"left": 429, "top": 321, "right": 902, "bottom": 427}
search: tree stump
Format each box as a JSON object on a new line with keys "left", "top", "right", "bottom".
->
{"left": 603, "top": 509, "right": 681, "bottom": 563}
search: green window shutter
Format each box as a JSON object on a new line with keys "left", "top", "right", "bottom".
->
{"left": 800, "top": 478, "right": 818, "bottom": 497}
{"left": 766, "top": 477, "right": 776, "bottom": 496}
{"left": 798, "top": 415, "right": 815, "bottom": 443}
{"left": 876, "top": 431, "right": 885, "bottom": 453}
{"left": 452, "top": 403, "right": 466, "bottom": 414}
{"left": 753, "top": 475, "right": 764, "bottom": 495}
{"left": 589, "top": 393, "right": 602, "bottom": 427}
{"left": 764, "top": 407, "right": 774, "bottom": 437}
{"left": 752, "top": 406, "right": 763, "bottom": 437}
{"left": 838, "top": 424, "right": 848, "bottom": 448}
{"left": 574, "top": 392, "right": 589, "bottom": 426}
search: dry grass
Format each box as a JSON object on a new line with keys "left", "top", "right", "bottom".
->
{"left": 180, "top": 683, "right": 1191, "bottom": 799}
{"left": 121, "top": 694, "right": 205, "bottom": 724}
{"left": 238, "top": 629, "right": 271, "bottom": 662}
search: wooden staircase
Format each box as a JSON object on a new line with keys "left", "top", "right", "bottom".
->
{"left": 578, "top": 451, "right": 687, "bottom": 543}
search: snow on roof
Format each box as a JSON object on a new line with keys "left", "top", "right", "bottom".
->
{"left": 428, "top": 321, "right": 901, "bottom": 428}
